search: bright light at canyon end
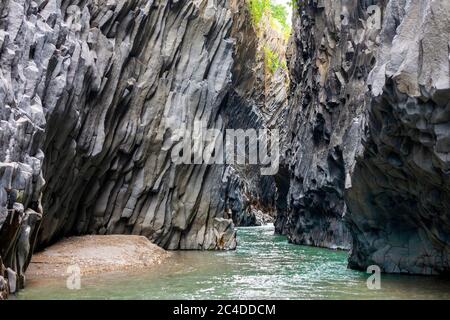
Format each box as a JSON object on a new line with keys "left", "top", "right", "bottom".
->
{"left": 272, "top": 0, "right": 293, "bottom": 23}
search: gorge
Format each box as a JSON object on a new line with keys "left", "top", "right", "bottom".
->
{"left": 1, "top": 0, "right": 450, "bottom": 299}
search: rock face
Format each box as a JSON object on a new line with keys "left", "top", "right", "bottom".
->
{"left": 0, "top": 0, "right": 289, "bottom": 298}
{"left": 284, "top": 0, "right": 450, "bottom": 274}
{"left": 346, "top": 0, "right": 450, "bottom": 274}
{"left": 2, "top": 0, "right": 448, "bottom": 304}
{"left": 223, "top": 0, "right": 289, "bottom": 227}
{"left": 0, "top": 0, "right": 246, "bottom": 296}
{"left": 278, "top": 0, "right": 382, "bottom": 249}
{"left": 0, "top": 202, "right": 41, "bottom": 294}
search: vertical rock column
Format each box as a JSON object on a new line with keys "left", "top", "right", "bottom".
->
{"left": 279, "top": 0, "right": 383, "bottom": 249}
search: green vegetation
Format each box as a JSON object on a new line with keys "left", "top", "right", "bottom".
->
{"left": 247, "top": 0, "right": 291, "bottom": 36}
{"left": 247, "top": 1, "right": 291, "bottom": 75}
{"left": 264, "top": 46, "right": 287, "bottom": 75}
{"left": 270, "top": 3, "right": 290, "bottom": 31}
{"left": 248, "top": 0, "right": 270, "bottom": 27}
{"left": 264, "top": 46, "right": 279, "bottom": 74}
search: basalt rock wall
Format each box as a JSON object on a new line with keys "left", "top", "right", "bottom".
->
{"left": 222, "top": 0, "right": 289, "bottom": 227}
{"left": 285, "top": 0, "right": 450, "bottom": 275}
{"left": 278, "top": 0, "right": 384, "bottom": 249}
{"left": 346, "top": 0, "right": 450, "bottom": 275}
{"left": 0, "top": 0, "right": 240, "bottom": 295}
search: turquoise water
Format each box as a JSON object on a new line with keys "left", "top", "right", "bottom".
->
{"left": 17, "top": 225, "right": 450, "bottom": 300}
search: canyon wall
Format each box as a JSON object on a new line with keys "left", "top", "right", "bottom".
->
{"left": 346, "top": 0, "right": 450, "bottom": 274}
{"left": 224, "top": 0, "right": 289, "bottom": 227}
{"left": 2, "top": 0, "right": 448, "bottom": 302}
{"left": 278, "top": 0, "right": 383, "bottom": 249}
{"left": 0, "top": 0, "right": 288, "bottom": 297}
{"left": 0, "top": 0, "right": 240, "bottom": 294}
{"left": 285, "top": 0, "right": 450, "bottom": 274}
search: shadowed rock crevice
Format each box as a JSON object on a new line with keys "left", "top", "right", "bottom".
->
{"left": 221, "top": 0, "right": 290, "bottom": 227}
{"left": 273, "top": 164, "right": 290, "bottom": 234}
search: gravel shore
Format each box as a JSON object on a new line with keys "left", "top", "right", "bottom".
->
{"left": 26, "top": 235, "right": 171, "bottom": 279}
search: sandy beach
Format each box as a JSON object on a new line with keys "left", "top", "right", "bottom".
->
{"left": 26, "top": 235, "right": 171, "bottom": 279}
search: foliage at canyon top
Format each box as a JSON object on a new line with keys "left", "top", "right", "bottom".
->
{"left": 247, "top": 0, "right": 291, "bottom": 37}
{"left": 246, "top": 0, "right": 291, "bottom": 76}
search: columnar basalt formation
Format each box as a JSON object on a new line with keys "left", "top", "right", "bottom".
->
{"left": 2, "top": 0, "right": 449, "bottom": 303}
{"left": 346, "top": 0, "right": 450, "bottom": 274}
{"left": 278, "top": 0, "right": 383, "bottom": 249}
{"left": 0, "top": 0, "right": 292, "bottom": 298}
{"left": 0, "top": 0, "right": 241, "bottom": 296}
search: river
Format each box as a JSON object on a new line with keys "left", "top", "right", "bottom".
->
{"left": 17, "top": 225, "right": 450, "bottom": 299}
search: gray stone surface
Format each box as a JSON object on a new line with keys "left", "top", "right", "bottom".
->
{"left": 0, "top": 0, "right": 245, "bottom": 297}
{"left": 277, "top": 0, "right": 382, "bottom": 250}
{"left": 0, "top": 0, "right": 288, "bottom": 297}
{"left": 0, "top": 0, "right": 238, "bottom": 253}
{"left": 222, "top": 0, "right": 289, "bottom": 227}
{"left": 2, "top": 0, "right": 450, "bottom": 302}
{"left": 284, "top": 0, "right": 450, "bottom": 274}
{"left": 346, "top": 0, "right": 450, "bottom": 275}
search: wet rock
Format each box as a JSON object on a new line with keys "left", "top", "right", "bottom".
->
{"left": 0, "top": 257, "right": 8, "bottom": 300}
{"left": 6, "top": 268, "right": 16, "bottom": 294}
{"left": 0, "top": 202, "right": 42, "bottom": 295}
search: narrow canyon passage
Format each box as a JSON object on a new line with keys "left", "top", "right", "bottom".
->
{"left": 2, "top": 0, "right": 450, "bottom": 301}
{"left": 17, "top": 225, "right": 450, "bottom": 300}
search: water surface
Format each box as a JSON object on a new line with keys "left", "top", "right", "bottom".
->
{"left": 18, "top": 225, "right": 450, "bottom": 299}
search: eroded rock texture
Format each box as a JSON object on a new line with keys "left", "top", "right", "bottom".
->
{"left": 346, "top": 0, "right": 450, "bottom": 274}
{"left": 285, "top": 0, "right": 450, "bottom": 274}
{"left": 0, "top": 0, "right": 246, "bottom": 296}
{"left": 223, "top": 0, "right": 289, "bottom": 227}
{"left": 278, "top": 0, "right": 383, "bottom": 249}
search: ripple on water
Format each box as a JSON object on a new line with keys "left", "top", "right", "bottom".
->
{"left": 17, "top": 224, "right": 450, "bottom": 300}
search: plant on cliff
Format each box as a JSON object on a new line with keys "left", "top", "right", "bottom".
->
{"left": 248, "top": 0, "right": 270, "bottom": 27}
{"left": 247, "top": 0, "right": 291, "bottom": 37}
{"left": 270, "top": 3, "right": 290, "bottom": 33}
{"left": 264, "top": 46, "right": 283, "bottom": 74}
